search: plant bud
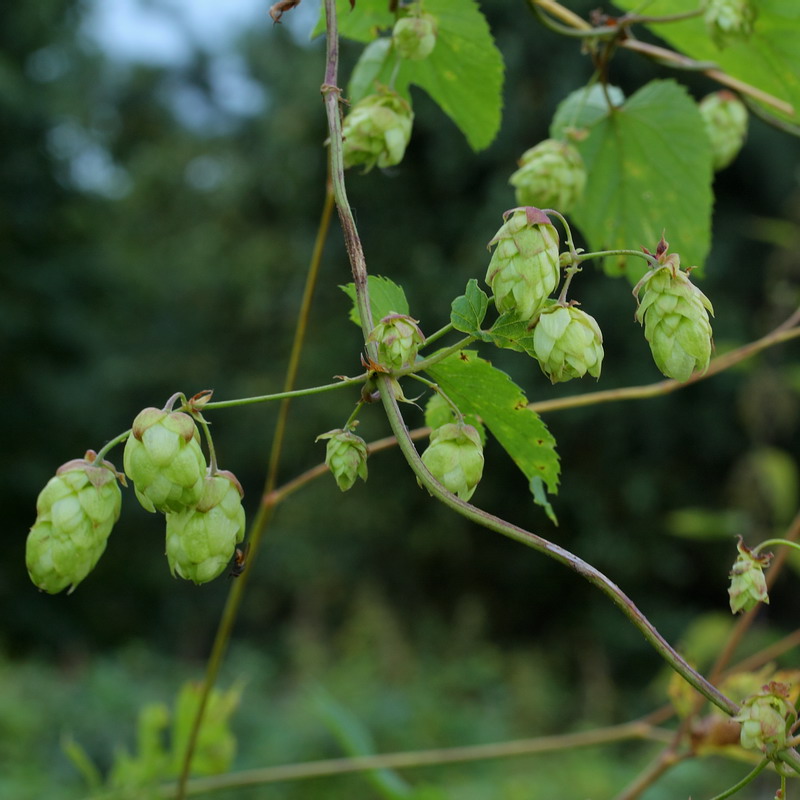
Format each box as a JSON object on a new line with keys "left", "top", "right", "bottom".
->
{"left": 316, "top": 428, "right": 368, "bottom": 492}
{"left": 342, "top": 88, "right": 414, "bottom": 172}
{"left": 486, "top": 207, "right": 560, "bottom": 321}
{"left": 509, "top": 139, "right": 586, "bottom": 213}
{"left": 123, "top": 407, "right": 207, "bottom": 513}
{"left": 633, "top": 250, "right": 714, "bottom": 382}
{"left": 728, "top": 537, "right": 771, "bottom": 614}
{"left": 392, "top": 13, "right": 437, "bottom": 61}
{"left": 367, "top": 313, "right": 425, "bottom": 370}
{"left": 734, "top": 682, "right": 795, "bottom": 754}
{"left": 420, "top": 423, "right": 484, "bottom": 501}
{"left": 26, "top": 452, "right": 123, "bottom": 593}
{"left": 165, "top": 471, "right": 246, "bottom": 584}
{"left": 699, "top": 91, "right": 748, "bottom": 170}
{"left": 704, "top": 0, "right": 757, "bottom": 47}
{"left": 532, "top": 302, "right": 604, "bottom": 383}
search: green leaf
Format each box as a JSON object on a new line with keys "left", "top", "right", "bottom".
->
{"left": 424, "top": 391, "right": 486, "bottom": 445}
{"left": 426, "top": 350, "right": 560, "bottom": 517}
{"left": 313, "top": 0, "right": 394, "bottom": 43}
{"left": 341, "top": 275, "right": 411, "bottom": 327}
{"left": 348, "top": 38, "right": 396, "bottom": 103}
{"left": 484, "top": 309, "right": 537, "bottom": 357}
{"left": 450, "top": 279, "right": 489, "bottom": 334}
{"left": 552, "top": 80, "right": 713, "bottom": 281}
{"left": 611, "top": 0, "right": 800, "bottom": 123}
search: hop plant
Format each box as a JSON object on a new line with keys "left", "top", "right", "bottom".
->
{"left": 342, "top": 88, "right": 414, "bottom": 171}
{"left": 420, "top": 422, "right": 484, "bottom": 501}
{"left": 734, "top": 682, "right": 796, "bottom": 754}
{"left": 165, "top": 470, "right": 246, "bottom": 584}
{"left": 509, "top": 139, "right": 587, "bottom": 213}
{"left": 704, "top": 0, "right": 757, "bottom": 47}
{"left": 633, "top": 243, "right": 714, "bottom": 383}
{"left": 533, "top": 302, "right": 604, "bottom": 383}
{"left": 26, "top": 452, "right": 123, "bottom": 593}
{"left": 123, "top": 407, "right": 207, "bottom": 513}
{"left": 368, "top": 313, "right": 425, "bottom": 370}
{"left": 392, "top": 12, "right": 437, "bottom": 61}
{"left": 316, "top": 428, "right": 369, "bottom": 492}
{"left": 485, "top": 207, "right": 561, "bottom": 321}
{"left": 728, "top": 537, "right": 771, "bottom": 614}
{"left": 699, "top": 91, "right": 748, "bottom": 170}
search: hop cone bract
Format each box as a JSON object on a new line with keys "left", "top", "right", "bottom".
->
{"left": 392, "top": 13, "right": 437, "bottom": 61}
{"left": 634, "top": 253, "right": 714, "bottom": 382}
{"left": 27, "top": 453, "right": 122, "bottom": 593}
{"left": 533, "top": 302, "right": 604, "bottom": 383}
{"left": 123, "top": 407, "right": 207, "bottom": 513}
{"left": 420, "top": 423, "right": 484, "bottom": 501}
{"left": 485, "top": 207, "right": 560, "bottom": 321}
{"left": 509, "top": 139, "right": 586, "bottom": 213}
{"left": 316, "top": 428, "right": 368, "bottom": 492}
{"left": 704, "top": 0, "right": 756, "bottom": 47}
{"left": 342, "top": 89, "right": 413, "bottom": 171}
{"left": 368, "top": 313, "right": 425, "bottom": 370}
{"left": 166, "top": 470, "right": 246, "bottom": 584}
{"left": 699, "top": 91, "right": 748, "bottom": 170}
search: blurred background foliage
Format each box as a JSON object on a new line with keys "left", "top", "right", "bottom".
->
{"left": 3, "top": 0, "right": 800, "bottom": 796}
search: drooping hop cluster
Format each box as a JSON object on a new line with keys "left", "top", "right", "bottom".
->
{"left": 342, "top": 89, "right": 414, "bottom": 171}
{"left": 485, "top": 207, "right": 561, "bottom": 321}
{"left": 316, "top": 428, "right": 369, "bottom": 492}
{"left": 509, "top": 139, "right": 586, "bottom": 213}
{"left": 26, "top": 453, "right": 123, "bottom": 593}
{"left": 704, "top": 0, "right": 757, "bottom": 47}
{"left": 734, "top": 682, "right": 796, "bottom": 754}
{"left": 123, "top": 407, "right": 207, "bottom": 513}
{"left": 368, "top": 313, "right": 426, "bottom": 369}
{"left": 728, "top": 537, "right": 771, "bottom": 614}
{"left": 420, "top": 422, "right": 484, "bottom": 501}
{"left": 633, "top": 246, "right": 714, "bottom": 383}
{"left": 532, "top": 302, "right": 604, "bottom": 384}
{"left": 165, "top": 471, "right": 246, "bottom": 584}
{"left": 698, "top": 91, "right": 748, "bottom": 170}
{"left": 392, "top": 12, "right": 437, "bottom": 61}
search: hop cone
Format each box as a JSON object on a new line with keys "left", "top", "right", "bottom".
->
{"left": 485, "top": 207, "right": 560, "bottom": 321}
{"left": 704, "top": 0, "right": 756, "bottom": 47}
{"left": 509, "top": 139, "right": 586, "bottom": 213}
{"left": 123, "top": 407, "right": 207, "bottom": 513}
{"left": 27, "top": 453, "right": 122, "bottom": 593}
{"left": 368, "top": 313, "right": 425, "bottom": 370}
{"left": 316, "top": 428, "right": 368, "bottom": 492}
{"left": 533, "top": 302, "right": 604, "bottom": 383}
{"left": 420, "top": 423, "right": 484, "bottom": 501}
{"left": 699, "top": 91, "right": 748, "bottom": 170}
{"left": 166, "top": 470, "right": 246, "bottom": 584}
{"left": 734, "top": 683, "right": 795, "bottom": 754}
{"left": 342, "top": 89, "right": 414, "bottom": 171}
{"left": 392, "top": 13, "right": 437, "bottom": 61}
{"left": 728, "top": 538, "right": 771, "bottom": 614}
{"left": 634, "top": 253, "right": 714, "bottom": 382}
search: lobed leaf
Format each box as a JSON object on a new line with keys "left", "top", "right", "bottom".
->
{"left": 341, "top": 275, "right": 411, "bottom": 327}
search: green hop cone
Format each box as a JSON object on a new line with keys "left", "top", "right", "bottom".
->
{"left": 342, "top": 88, "right": 414, "bottom": 172}
{"left": 633, "top": 247, "right": 714, "bottom": 383}
{"left": 316, "top": 428, "right": 368, "bottom": 492}
{"left": 392, "top": 13, "right": 437, "bottom": 61}
{"left": 420, "top": 422, "right": 484, "bottom": 501}
{"left": 485, "top": 207, "right": 561, "bottom": 321}
{"left": 728, "top": 537, "right": 771, "bottom": 614}
{"left": 123, "top": 407, "right": 207, "bottom": 513}
{"left": 26, "top": 452, "right": 123, "bottom": 593}
{"left": 699, "top": 91, "right": 748, "bottom": 170}
{"left": 509, "top": 139, "right": 587, "bottom": 213}
{"left": 165, "top": 470, "right": 246, "bottom": 584}
{"left": 704, "top": 0, "right": 757, "bottom": 47}
{"left": 532, "top": 302, "right": 604, "bottom": 383}
{"left": 734, "top": 682, "right": 795, "bottom": 754}
{"left": 368, "top": 313, "right": 425, "bottom": 370}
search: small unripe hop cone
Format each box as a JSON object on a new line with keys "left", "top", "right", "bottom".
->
{"left": 699, "top": 91, "right": 748, "bottom": 170}
{"left": 392, "top": 13, "right": 437, "bottom": 61}
{"left": 733, "top": 682, "right": 796, "bottom": 755}
{"left": 728, "top": 537, "right": 771, "bottom": 614}
{"left": 27, "top": 452, "right": 123, "bottom": 593}
{"left": 367, "top": 313, "right": 425, "bottom": 370}
{"left": 704, "top": 0, "right": 757, "bottom": 47}
{"left": 420, "top": 422, "right": 484, "bottom": 501}
{"left": 509, "top": 139, "right": 586, "bottom": 214}
{"left": 316, "top": 428, "right": 368, "bottom": 492}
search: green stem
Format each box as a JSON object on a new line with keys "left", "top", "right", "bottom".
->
{"left": 394, "top": 334, "right": 476, "bottom": 377}
{"left": 408, "top": 374, "right": 463, "bottom": 422}
{"left": 705, "top": 758, "right": 769, "bottom": 800}
{"left": 754, "top": 539, "right": 800, "bottom": 557}
{"left": 196, "top": 416, "right": 218, "bottom": 475}
{"left": 575, "top": 248, "right": 657, "bottom": 268}
{"left": 343, "top": 400, "right": 366, "bottom": 430}
{"left": 94, "top": 429, "right": 132, "bottom": 463}
{"left": 421, "top": 321, "right": 455, "bottom": 348}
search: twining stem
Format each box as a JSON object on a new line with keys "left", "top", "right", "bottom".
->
{"left": 754, "top": 538, "right": 800, "bottom": 557}
{"left": 94, "top": 429, "right": 131, "bottom": 464}
{"left": 705, "top": 758, "right": 769, "bottom": 800}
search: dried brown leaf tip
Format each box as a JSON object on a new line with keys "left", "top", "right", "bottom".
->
{"left": 269, "top": 0, "right": 302, "bottom": 24}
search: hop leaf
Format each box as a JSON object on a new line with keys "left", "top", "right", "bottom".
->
{"left": 367, "top": 313, "right": 425, "bottom": 370}
{"left": 26, "top": 452, "right": 123, "bottom": 593}
{"left": 420, "top": 422, "right": 484, "bottom": 501}
{"left": 633, "top": 245, "right": 714, "bottom": 382}
{"left": 704, "top": 0, "right": 757, "bottom": 47}
{"left": 734, "top": 682, "right": 795, "bottom": 754}
{"left": 485, "top": 207, "right": 561, "bottom": 321}
{"left": 699, "top": 91, "right": 748, "bottom": 171}
{"left": 532, "top": 302, "right": 604, "bottom": 383}
{"left": 165, "top": 471, "right": 246, "bottom": 584}
{"left": 316, "top": 428, "right": 368, "bottom": 492}
{"left": 342, "top": 88, "right": 414, "bottom": 172}
{"left": 509, "top": 139, "right": 587, "bottom": 213}
{"left": 728, "top": 537, "right": 771, "bottom": 614}
{"left": 123, "top": 407, "right": 207, "bottom": 513}
{"left": 392, "top": 12, "right": 437, "bottom": 61}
